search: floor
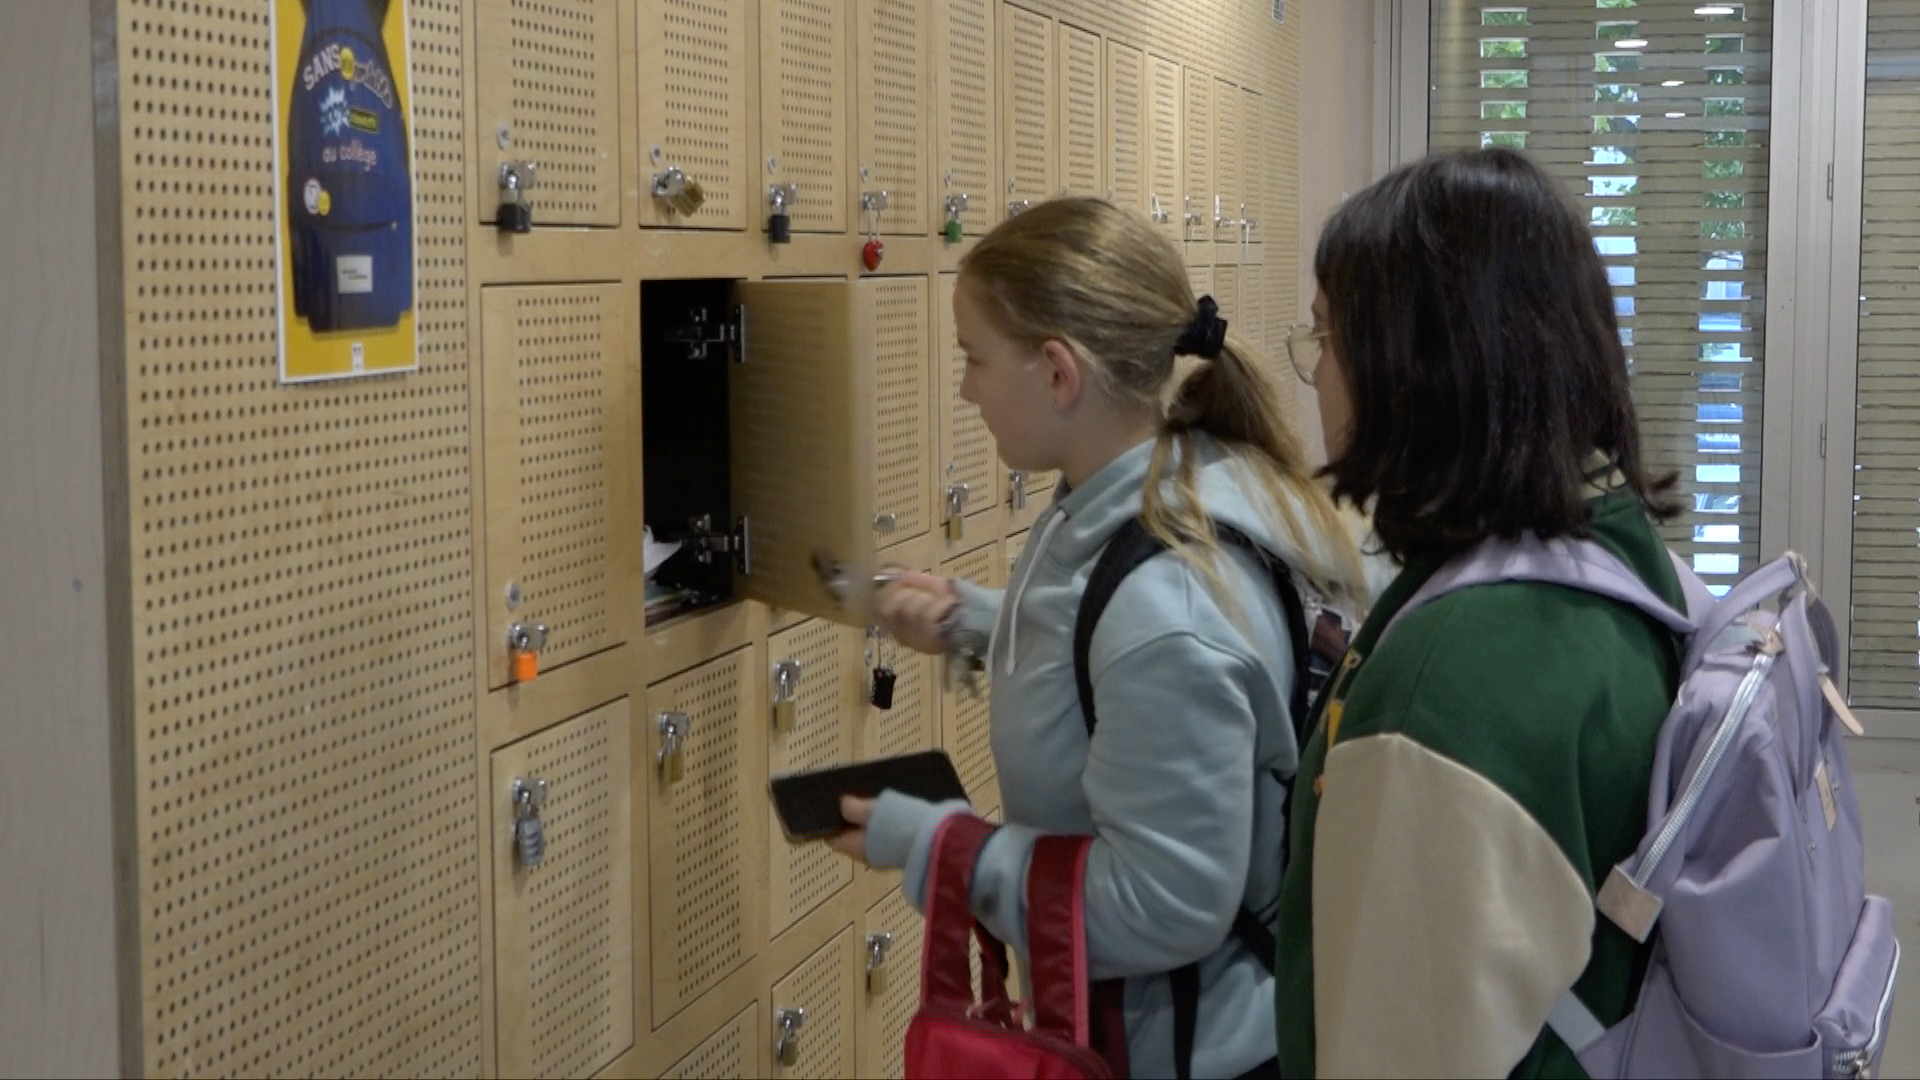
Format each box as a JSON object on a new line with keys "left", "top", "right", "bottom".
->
{"left": 1854, "top": 737, "right": 1919, "bottom": 1079}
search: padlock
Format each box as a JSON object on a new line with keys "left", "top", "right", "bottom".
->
{"left": 507, "top": 621, "right": 548, "bottom": 683}
{"left": 651, "top": 165, "right": 706, "bottom": 217}
{"left": 866, "top": 932, "right": 894, "bottom": 994}
{"left": 772, "top": 660, "right": 803, "bottom": 733}
{"left": 657, "top": 711, "right": 690, "bottom": 782}
{"left": 860, "top": 190, "right": 890, "bottom": 270}
{"left": 768, "top": 182, "right": 797, "bottom": 244}
{"left": 862, "top": 238, "right": 885, "bottom": 271}
{"left": 945, "top": 482, "right": 971, "bottom": 541}
{"left": 870, "top": 664, "right": 897, "bottom": 710}
{"left": 497, "top": 161, "right": 537, "bottom": 234}
{"left": 943, "top": 193, "right": 969, "bottom": 243}
{"left": 1009, "top": 470, "right": 1029, "bottom": 511}
{"left": 510, "top": 777, "right": 548, "bottom": 868}
{"left": 775, "top": 1007, "right": 807, "bottom": 1068}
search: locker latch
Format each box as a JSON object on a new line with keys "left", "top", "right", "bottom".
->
{"left": 775, "top": 1007, "right": 807, "bottom": 1067}
{"left": 865, "top": 932, "right": 894, "bottom": 993}
{"left": 686, "top": 514, "right": 751, "bottom": 573}
{"left": 768, "top": 182, "right": 798, "bottom": 244}
{"left": 510, "top": 777, "right": 548, "bottom": 868}
{"left": 497, "top": 161, "right": 537, "bottom": 234}
{"left": 666, "top": 306, "right": 744, "bottom": 362}
{"left": 656, "top": 711, "right": 691, "bottom": 781}
{"left": 1183, "top": 195, "right": 1203, "bottom": 233}
{"left": 1150, "top": 192, "right": 1171, "bottom": 225}
{"left": 507, "top": 621, "right": 549, "bottom": 683}
{"left": 771, "top": 659, "right": 804, "bottom": 733}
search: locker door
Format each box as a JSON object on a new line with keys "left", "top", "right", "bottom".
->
{"left": 936, "top": 0, "right": 997, "bottom": 237}
{"left": 936, "top": 272, "right": 1001, "bottom": 541}
{"left": 762, "top": 0, "right": 850, "bottom": 233}
{"left": 477, "top": 0, "right": 622, "bottom": 227}
{"left": 858, "top": 890, "right": 925, "bottom": 1080}
{"left": 638, "top": 0, "right": 751, "bottom": 229}
{"left": 939, "top": 541, "right": 1002, "bottom": 812}
{"left": 660, "top": 1004, "right": 765, "bottom": 1079}
{"left": 858, "top": 0, "right": 930, "bottom": 234}
{"left": 1107, "top": 41, "right": 1148, "bottom": 217}
{"left": 1182, "top": 68, "right": 1213, "bottom": 270}
{"left": 867, "top": 277, "right": 934, "bottom": 550}
{"left": 1000, "top": 4, "right": 1055, "bottom": 216}
{"left": 769, "top": 929, "right": 861, "bottom": 1078}
{"left": 1146, "top": 54, "right": 1183, "bottom": 243}
{"left": 1241, "top": 88, "right": 1266, "bottom": 249}
{"left": 1212, "top": 78, "right": 1242, "bottom": 266}
{"left": 1057, "top": 22, "right": 1102, "bottom": 199}
{"left": 481, "top": 284, "right": 639, "bottom": 690}
{"left": 767, "top": 620, "right": 859, "bottom": 936}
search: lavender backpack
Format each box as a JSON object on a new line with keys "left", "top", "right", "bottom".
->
{"left": 1384, "top": 535, "right": 1901, "bottom": 1079}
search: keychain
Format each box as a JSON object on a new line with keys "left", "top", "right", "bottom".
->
{"left": 868, "top": 628, "right": 898, "bottom": 710}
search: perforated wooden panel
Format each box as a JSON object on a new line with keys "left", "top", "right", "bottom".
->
{"left": 937, "top": 0, "right": 997, "bottom": 234}
{"left": 1182, "top": 67, "right": 1213, "bottom": 264}
{"left": 771, "top": 928, "right": 859, "bottom": 1079}
{"left": 732, "top": 281, "right": 874, "bottom": 624}
{"left": 768, "top": 619, "right": 857, "bottom": 934}
{"left": 1213, "top": 265, "right": 1240, "bottom": 339}
{"left": 1148, "top": 53, "right": 1183, "bottom": 242}
{"left": 863, "top": 649, "right": 936, "bottom": 763}
{"left": 662, "top": 1003, "right": 763, "bottom": 1079}
{"left": 868, "top": 277, "right": 932, "bottom": 548}
{"left": 1240, "top": 88, "right": 1265, "bottom": 244}
{"left": 649, "top": 646, "right": 765, "bottom": 1027}
{"left": 1239, "top": 257, "right": 1267, "bottom": 359}
{"left": 119, "top": 0, "right": 480, "bottom": 1074}
{"left": 1001, "top": 4, "right": 1056, "bottom": 207}
{"left": 1059, "top": 23, "right": 1102, "bottom": 198}
{"left": 492, "top": 700, "right": 634, "bottom": 1079}
{"left": 1005, "top": 527, "right": 1031, "bottom": 574}
{"left": 938, "top": 273, "right": 998, "bottom": 530}
{"left": 1212, "top": 77, "right": 1241, "bottom": 258}
{"left": 1107, "top": 41, "right": 1146, "bottom": 215}
{"left": 859, "top": 0, "right": 929, "bottom": 235}
{"left": 940, "top": 543, "right": 1000, "bottom": 810}
{"left": 1188, "top": 264, "right": 1213, "bottom": 306}
{"left": 639, "top": 0, "right": 750, "bottom": 229}
{"left": 477, "top": 0, "right": 621, "bottom": 226}
{"left": 483, "top": 284, "right": 636, "bottom": 689}
{"left": 861, "top": 890, "right": 926, "bottom": 1080}
{"left": 763, "top": 0, "right": 848, "bottom": 232}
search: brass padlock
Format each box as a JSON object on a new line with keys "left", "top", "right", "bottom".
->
{"left": 866, "top": 931, "right": 894, "bottom": 994}
{"left": 651, "top": 165, "right": 707, "bottom": 217}
{"left": 657, "top": 711, "right": 690, "bottom": 782}
{"left": 771, "top": 660, "right": 803, "bottom": 733}
{"left": 945, "top": 482, "right": 971, "bottom": 540}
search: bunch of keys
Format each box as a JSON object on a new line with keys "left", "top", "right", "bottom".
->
{"left": 867, "top": 627, "right": 898, "bottom": 710}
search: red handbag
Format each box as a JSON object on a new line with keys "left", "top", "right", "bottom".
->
{"left": 904, "top": 814, "right": 1130, "bottom": 1080}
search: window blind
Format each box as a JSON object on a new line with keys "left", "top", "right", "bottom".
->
{"left": 1429, "top": 1, "right": 1773, "bottom": 594}
{"left": 1847, "top": 0, "right": 1920, "bottom": 707}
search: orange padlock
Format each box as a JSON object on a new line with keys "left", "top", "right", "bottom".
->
{"left": 512, "top": 648, "right": 539, "bottom": 683}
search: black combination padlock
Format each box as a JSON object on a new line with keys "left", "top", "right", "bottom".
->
{"left": 869, "top": 664, "right": 897, "bottom": 710}
{"left": 497, "top": 161, "right": 536, "bottom": 235}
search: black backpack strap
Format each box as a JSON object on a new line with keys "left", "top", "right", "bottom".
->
{"left": 1072, "top": 516, "right": 1310, "bottom": 1078}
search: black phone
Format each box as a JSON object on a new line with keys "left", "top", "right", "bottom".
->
{"left": 770, "top": 749, "right": 970, "bottom": 843}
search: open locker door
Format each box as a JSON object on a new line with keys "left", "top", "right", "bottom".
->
{"left": 731, "top": 280, "right": 878, "bottom": 626}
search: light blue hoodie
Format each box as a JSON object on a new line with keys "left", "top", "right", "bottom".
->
{"left": 865, "top": 434, "right": 1362, "bottom": 1078}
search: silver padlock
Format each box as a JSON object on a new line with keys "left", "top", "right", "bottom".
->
{"left": 771, "top": 660, "right": 803, "bottom": 732}
{"left": 768, "top": 182, "right": 798, "bottom": 243}
{"left": 775, "top": 1007, "right": 807, "bottom": 1067}
{"left": 1009, "top": 471, "right": 1029, "bottom": 511}
{"left": 865, "top": 931, "right": 894, "bottom": 994}
{"left": 511, "top": 777, "right": 548, "bottom": 868}
{"left": 946, "top": 482, "right": 972, "bottom": 540}
{"left": 657, "top": 711, "right": 691, "bottom": 781}
{"left": 873, "top": 512, "right": 899, "bottom": 535}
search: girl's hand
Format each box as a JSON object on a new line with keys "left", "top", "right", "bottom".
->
{"left": 875, "top": 572, "right": 959, "bottom": 656}
{"left": 825, "top": 796, "right": 876, "bottom": 864}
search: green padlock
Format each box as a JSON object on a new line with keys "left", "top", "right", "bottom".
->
{"left": 944, "top": 217, "right": 964, "bottom": 243}
{"left": 943, "top": 193, "right": 969, "bottom": 244}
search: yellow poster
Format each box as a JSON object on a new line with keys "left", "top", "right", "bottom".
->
{"left": 271, "top": 0, "right": 417, "bottom": 383}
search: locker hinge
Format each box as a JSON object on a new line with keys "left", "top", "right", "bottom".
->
{"left": 667, "top": 306, "right": 745, "bottom": 362}
{"left": 1827, "top": 163, "right": 1835, "bottom": 201}
{"left": 687, "top": 513, "right": 751, "bottom": 573}
{"left": 1819, "top": 421, "right": 1828, "bottom": 459}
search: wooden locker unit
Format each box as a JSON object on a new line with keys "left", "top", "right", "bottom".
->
{"left": 936, "top": 0, "right": 998, "bottom": 238}
{"left": 476, "top": 0, "right": 622, "bottom": 228}
{"left": 482, "top": 284, "right": 639, "bottom": 690}
{"left": 858, "top": 0, "right": 931, "bottom": 235}
{"left": 867, "top": 277, "right": 935, "bottom": 550}
{"left": 1147, "top": 53, "right": 1184, "bottom": 243}
{"left": 939, "top": 541, "right": 1001, "bottom": 812}
{"left": 770, "top": 928, "right": 861, "bottom": 1079}
{"left": 1058, "top": 22, "right": 1104, "bottom": 199}
{"left": 491, "top": 699, "right": 635, "bottom": 1078}
{"left": 937, "top": 273, "right": 1000, "bottom": 540}
{"left": 762, "top": 0, "right": 849, "bottom": 233}
{"left": 661, "top": 1003, "right": 765, "bottom": 1079}
{"left": 1000, "top": 3, "right": 1056, "bottom": 216}
{"left": 1212, "top": 78, "right": 1242, "bottom": 265}
{"left": 1182, "top": 67, "right": 1214, "bottom": 269}
{"left": 638, "top": 0, "right": 752, "bottom": 229}
{"left": 1107, "top": 41, "right": 1149, "bottom": 217}
{"left": 647, "top": 646, "right": 767, "bottom": 1028}
{"left": 767, "top": 619, "right": 859, "bottom": 936}
{"left": 859, "top": 889, "right": 926, "bottom": 1080}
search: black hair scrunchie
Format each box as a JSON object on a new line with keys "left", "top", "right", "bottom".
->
{"left": 1175, "top": 295, "right": 1229, "bottom": 359}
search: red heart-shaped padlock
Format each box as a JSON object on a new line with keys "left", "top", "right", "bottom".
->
{"left": 862, "top": 238, "right": 885, "bottom": 271}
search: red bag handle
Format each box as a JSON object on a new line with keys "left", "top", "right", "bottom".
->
{"left": 1025, "top": 834, "right": 1096, "bottom": 1044}
{"left": 919, "top": 814, "right": 1013, "bottom": 1013}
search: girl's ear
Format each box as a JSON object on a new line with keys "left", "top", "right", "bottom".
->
{"left": 1039, "top": 339, "right": 1084, "bottom": 411}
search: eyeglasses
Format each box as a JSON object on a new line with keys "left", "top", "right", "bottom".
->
{"left": 1285, "top": 324, "right": 1329, "bottom": 386}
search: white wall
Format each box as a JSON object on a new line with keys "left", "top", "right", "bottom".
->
{"left": 1294, "top": 0, "right": 1379, "bottom": 465}
{"left": 0, "top": 3, "right": 131, "bottom": 1075}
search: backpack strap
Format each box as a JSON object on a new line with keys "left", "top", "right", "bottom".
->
{"left": 1072, "top": 516, "right": 1302, "bottom": 1080}
{"left": 920, "top": 814, "right": 1011, "bottom": 1013}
